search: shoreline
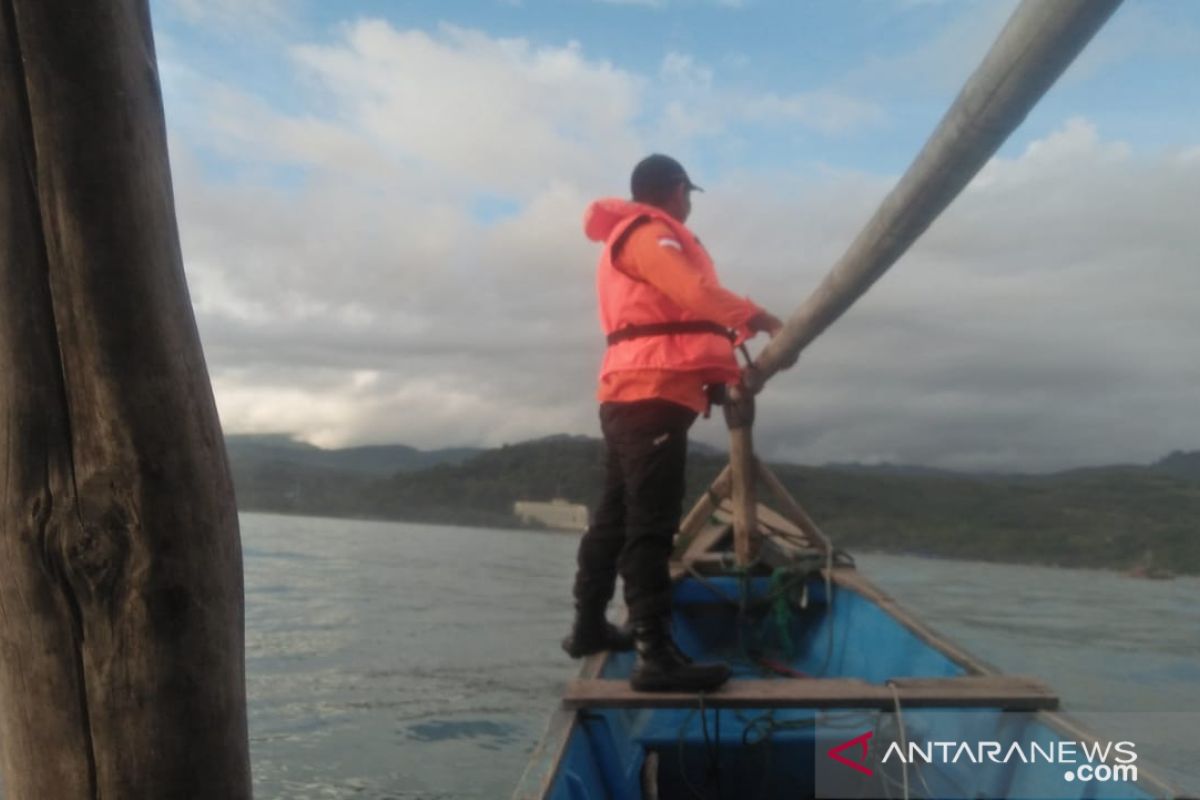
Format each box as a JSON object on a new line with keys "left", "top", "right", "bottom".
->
{"left": 236, "top": 508, "right": 1197, "bottom": 579}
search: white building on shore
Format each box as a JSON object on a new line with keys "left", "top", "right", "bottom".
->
{"left": 513, "top": 498, "right": 588, "bottom": 532}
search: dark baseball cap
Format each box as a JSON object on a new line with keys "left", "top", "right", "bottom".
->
{"left": 630, "top": 154, "right": 703, "bottom": 202}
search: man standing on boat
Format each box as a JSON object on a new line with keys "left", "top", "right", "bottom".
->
{"left": 563, "top": 154, "right": 782, "bottom": 692}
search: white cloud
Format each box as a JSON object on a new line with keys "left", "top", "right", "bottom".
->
{"left": 741, "top": 90, "right": 887, "bottom": 135}
{"left": 970, "top": 118, "right": 1129, "bottom": 190}
{"left": 1062, "top": 2, "right": 1200, "bottom": 85}
{"left": 660, "top": 52, "right": 713, "bottom": 87}
{"left": 162, "top": 16, "right": 1200, "bottom": 469}
{"left": 289, "top": 22, "right": 644, "bottom": 196}
{"left": 692, "top": 120, "right": 1200, "bottom": 470}
{"left": 844, "top": 0, "right": 1018, "bottom": 96}
{"left": 654, "top": 51, "right": 885, "bottom": 144}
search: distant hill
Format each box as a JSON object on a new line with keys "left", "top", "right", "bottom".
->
{"left": 1154, "top": 450, "right": 1200, "bottom": 481}
{"left": 224, "top": 434, "right": 1200, "bottom": 576}
{"left": 819, "top": 462, "right": 968, "bottom": 478}
{"left": 361, "top": 437, "right": 613, "bottom": 527}
{"left": 226, "top": 434, "right": 481, "bottom": 478}
{"left": 769, "top": 462, "right": 1199, "bottom": 572}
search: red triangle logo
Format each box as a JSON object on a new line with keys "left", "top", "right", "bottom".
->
{"left": 827, "top": 731, "right": 874, "bottom": 776}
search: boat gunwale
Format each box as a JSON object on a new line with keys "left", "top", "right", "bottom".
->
{"left": 515, "top": 576, "right": 1187, "bottom": 798}
{"left": 514, "top": 525, "right": 1188, "bottom": 799}
{"left": 837, "top": 565, "right": 1185, "bottom": 798}
{"left": 512, "top": 651, "right": 612, "bottom": 799}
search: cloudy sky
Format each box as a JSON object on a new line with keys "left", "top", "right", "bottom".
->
{"left": 149, "top": 0, "right": 1200, "bottom": 471}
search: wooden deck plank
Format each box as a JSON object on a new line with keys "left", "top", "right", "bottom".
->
{"left": 562, "top": 676, "right": 1058, "bottom": 711}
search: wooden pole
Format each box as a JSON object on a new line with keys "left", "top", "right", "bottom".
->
{"left": 755, "top": 459, "right": 832, "bottom": 556}
{"left": 0, "top": 2, "right": 251, "bottom": 798}
{"left": 722, "top": 2, "right": 1121, "bottom": 563}
{"left": 723, "top": 388, "right": 758, "bottom": 566}
{"left": 745, "top": 0, "right": 1123, "bottom": 392}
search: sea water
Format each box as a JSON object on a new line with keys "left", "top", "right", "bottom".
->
{"left": 3, "top": 512, "right": 1195, "bottom": 798}
{"left": 237, "top": 513, "right": 1199, "bottom": 799}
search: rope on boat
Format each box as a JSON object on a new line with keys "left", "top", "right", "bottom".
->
{"left": 872, "top": 686, "right": 956, "bottom": 800}
{"left": 673, "top": 551, "right": 838, "bottom": 797}
{"left": 675, "top": 695, "right": 723, "bottom": 800}
{"left": 740, "top": 709, "right": 785, "bottom": 800}
{"left": 886, "top": 680, "right": 911, "bottom": 800}
{"left": 684, "top": 549, "right": 831, "bottom": 676}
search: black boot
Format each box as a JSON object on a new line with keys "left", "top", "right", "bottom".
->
{"left": 561, "top": 607, "right": 635, "bottom": 659}
{"left": 630, "top": 617, "right": 731, "bottom": 693}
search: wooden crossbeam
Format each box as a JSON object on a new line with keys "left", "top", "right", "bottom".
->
{"left": 678, "top": 519, "right": 731, "bottom": 563}
{"left": 756, "top": 460, "right": 833, "bottom": 555}
{"left": 563, "top": 676, "right": 1058, "bottom": 711}
{"left": 675, "top": 466, "right": 731, "bottom": 544}
{"left": 670, "top": 500, "right": 826, "bottom": 581}
{"left": 712, "top": 502, "right": 814, "bottom": 550}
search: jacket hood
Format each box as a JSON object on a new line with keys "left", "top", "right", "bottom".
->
{"left": 583, "top": 198, "right": 667, "bottom": 242}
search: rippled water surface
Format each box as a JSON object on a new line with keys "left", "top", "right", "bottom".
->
{"left": 1, "top": 512, "right": 1193, "bottom": 797}
{"left": 243, "top": 513, "right": 580, "bottom": 799}
{"left": 239, "top": 513, "right": 1199, "bottom": 798}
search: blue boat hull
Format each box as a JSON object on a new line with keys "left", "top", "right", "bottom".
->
{"left": 518, "top": 573, "right": 1177, "bottom": 800}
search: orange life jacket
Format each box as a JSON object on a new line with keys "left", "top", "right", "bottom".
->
{"left": 584, "top": 198, "right": 743, "bottom": 387}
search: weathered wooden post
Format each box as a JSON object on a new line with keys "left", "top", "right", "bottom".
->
{"left": 0, "top": 2, "right": 252, "bottom": 797}
{"left": 723, "top": 388, "right": 759, "bottom": 566}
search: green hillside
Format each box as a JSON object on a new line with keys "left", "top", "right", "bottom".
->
{"left": 227, "top": 433, "right": 481, "bottom": 478}
{"left": 226, "top": 436, "right": 1200, "bottom": 575}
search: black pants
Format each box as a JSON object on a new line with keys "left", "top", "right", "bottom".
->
{"left": 571, "top": 399, "right": 698, "bottom": 624}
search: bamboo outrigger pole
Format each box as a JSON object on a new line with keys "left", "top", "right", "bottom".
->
{"left": 0, "top": 2, "right": 252, "bottom": 798}
{"left": 724, "top": 0, "right": 1124, "bottom": 564}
